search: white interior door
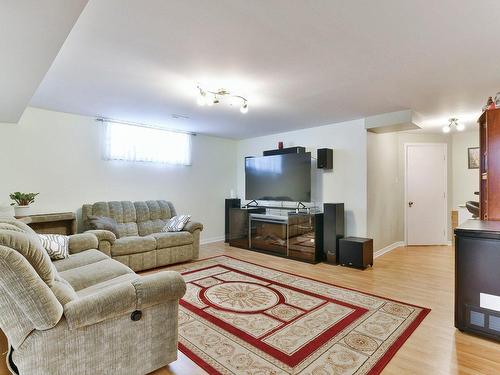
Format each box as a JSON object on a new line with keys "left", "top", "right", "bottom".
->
{"left": 405, "top": 143, "right": 447, "bottom": 245}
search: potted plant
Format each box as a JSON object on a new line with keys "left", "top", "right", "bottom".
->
{"left": 9, "top": 192, "right": 39, "bottom": 217}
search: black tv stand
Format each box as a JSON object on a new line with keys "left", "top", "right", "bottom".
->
{"left": 228, "top": 207, "right": 324, "bottom": 264}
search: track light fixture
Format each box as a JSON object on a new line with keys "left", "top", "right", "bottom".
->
{"left": 196, "top": 85, "right": 249, "bottom": 114}
{"left": 443, "top": 118, "right": 464, "bottom": 133}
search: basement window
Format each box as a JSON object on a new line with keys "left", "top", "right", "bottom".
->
{"left": 103, "top": 121, "right": 192, "bottom": 165}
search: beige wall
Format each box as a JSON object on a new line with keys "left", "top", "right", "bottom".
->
{"left": 367, "top": 132, "right": 400, "bottom": 251}
{"left": 451, "top": 131, "right": 479, "bottom": 209}
{"left": 0, "top": 107, "right": 238, "bottom": 242}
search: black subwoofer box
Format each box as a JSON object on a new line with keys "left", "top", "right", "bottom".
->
{"left": 339, "top": 237, "right": 373, "bottom": 269}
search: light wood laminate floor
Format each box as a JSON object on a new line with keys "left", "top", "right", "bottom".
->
{"left": 152, "top": 242, "right": 500, "bottom": 375}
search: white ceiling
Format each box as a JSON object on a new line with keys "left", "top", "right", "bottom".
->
{"left": 0, "top": 0, "right": 88, "bottom": 123}
{"left": 24, "top": 0, "right": 500, "bottom": 138}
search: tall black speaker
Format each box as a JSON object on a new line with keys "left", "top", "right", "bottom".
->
{"left": 225, "top": 199, "right": 241, "bottom": 242}
{"left": 323, "top": 203, "right": 344, "bottom": 264}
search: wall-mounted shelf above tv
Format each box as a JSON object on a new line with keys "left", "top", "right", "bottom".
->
{"left": 263, "top": 146, "right": 306, "bottom": 156}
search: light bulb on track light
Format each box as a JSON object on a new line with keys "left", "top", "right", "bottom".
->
{"left": 442, "top": 126, "right": 451, "bottom": 133}
{"left": 240, "top": 102, "right": 248, "bottom": 114}
{"left": 456, "top": 123, "right": 465, "bottom": 131}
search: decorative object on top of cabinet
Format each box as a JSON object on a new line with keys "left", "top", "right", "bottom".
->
{"left": 483, "top": 96, "right": 495, "bottom": 111}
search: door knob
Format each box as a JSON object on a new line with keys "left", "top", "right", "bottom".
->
{"left": 408, "top": 201, "right": 414, "bottom": 207}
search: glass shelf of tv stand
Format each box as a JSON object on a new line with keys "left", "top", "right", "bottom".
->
{"left": 248, "top": 213, "right": 317, "bottom": 262}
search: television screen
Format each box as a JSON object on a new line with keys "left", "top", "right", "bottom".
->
{"left": 245, "top": 152, "right": 311, "bottom": 202}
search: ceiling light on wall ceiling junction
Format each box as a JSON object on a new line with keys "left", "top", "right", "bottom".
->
{"left": 196, "top": 85, "right": 249, "bottom": 114}
{"left": 442, "top": 118, "right": 463, "bottom": 133}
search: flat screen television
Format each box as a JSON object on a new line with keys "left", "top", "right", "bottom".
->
{"left": 245, "top": 152, "right": 311, "bottom": 202}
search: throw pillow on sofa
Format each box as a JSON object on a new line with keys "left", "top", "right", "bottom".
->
{"left": 162, "top": 215, "right": 191, "bottom": 232}
{"left": 38, "top": 234, "right": 69, "bottom": 260}
{"left": 87, "top": 215, "right": 119, "bottom": 236}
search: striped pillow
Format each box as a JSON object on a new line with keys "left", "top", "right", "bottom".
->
{"left": 38, "top": 234, "right": 70, "bottom": 260}
{"left": 162, "top": 215, "right": 191, "bottom": 232}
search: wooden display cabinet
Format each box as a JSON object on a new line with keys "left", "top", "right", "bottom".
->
{"left": 478, "top": 108, "right": 500, "bottom": 220}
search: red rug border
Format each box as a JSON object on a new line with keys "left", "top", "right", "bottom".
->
{"left": 186, "top": 254, "right": 431, "bottom": 310}
{"left": 177, "top": 255, "right": 431, "bottom": 375}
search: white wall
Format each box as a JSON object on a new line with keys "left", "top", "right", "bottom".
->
{"left": 451, "top": 130, "right": 479, "bottom": 209}
{"left": 236, "top": 119, "right": 368, "bottom": 237}
{"left": 0, "top": 107, "right": 237, "bottom": 242}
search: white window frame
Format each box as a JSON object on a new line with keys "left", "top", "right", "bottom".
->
{"left": 103, "top": 121, "right": 192, "bottom": 165}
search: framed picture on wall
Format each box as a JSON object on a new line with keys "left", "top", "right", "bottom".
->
{"left": 468, "top": 147, "right": 480, "bottom": 169}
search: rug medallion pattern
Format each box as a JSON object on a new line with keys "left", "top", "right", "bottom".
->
{"left": 170, "top": 256, "right": 430, "bottom": 375}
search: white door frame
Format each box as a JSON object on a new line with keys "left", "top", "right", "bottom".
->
{"left": 404, "top": 142, "right": 448, "bottom": 245}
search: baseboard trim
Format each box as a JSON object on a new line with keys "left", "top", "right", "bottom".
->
{"left": 200, "top": 236, "right": 225, "bottom": 245}
{"left": 374, "top": 241, "right": 405, "bottom": 259}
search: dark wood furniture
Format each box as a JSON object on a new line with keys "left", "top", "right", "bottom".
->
{"left": 339, "top": 237, "right": 373, "bottom": 269}
{"left": 455, "top": 220, "right": 500, "bottom": 341}
{"left": 478, "top": 108, "right": 500, "bottom": 220}
{"left": 16, "top": 212, "right": 77, "bottom": 235}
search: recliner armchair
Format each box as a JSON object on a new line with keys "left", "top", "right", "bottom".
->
{"left": 0, "top": 218, "right": 186, "bottom": 375}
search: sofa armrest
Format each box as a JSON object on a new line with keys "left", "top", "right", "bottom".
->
{"left": 183, "top": 221, "right": 203, "bottom": 233}
{"left": 64, "top": 282, "right": 136, "bottom": 329}
{"left": 132, "top": 271, "right": 186, "bottom": 309}
{"left": 84, "top": 229, "right": 116, "bottom": 244}
{"left": 68, "top": 233, "right": 99, "bottom": 254}
{"left": 64, "top": 272, "right": 185, "bottom": 329}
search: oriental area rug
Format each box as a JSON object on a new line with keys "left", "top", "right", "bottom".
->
{"left": 170, "top": 256, "right": 430, "bottom": 375}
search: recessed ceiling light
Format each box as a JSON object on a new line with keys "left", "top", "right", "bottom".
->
{"left": 171, "top": 114, "right": 190, "bottom": 119}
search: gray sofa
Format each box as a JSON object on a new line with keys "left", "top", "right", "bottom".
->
{"left": 0, "top": 218, "right": 186, "bottom": 375}
{"left": 82, "top": 200, "right": 203, "bottom": 271}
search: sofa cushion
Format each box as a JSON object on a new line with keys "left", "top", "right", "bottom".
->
{"left": 59, "top": 258, "right": 134, "bottom": 291}
{"left": 87, "top": 215, "right": 119, "bottom": 237}
{"left": 89, "top": 201, "right": 139, "bottom": 238}
{"left": 135, "top": 200, "right": 173, "bottom": 236}
{"left": 112, "top": 236, "right": 157, "bottom": 256}
{"left": 53, "top": 249, "right": 109, "bottom": 272}
{"left": 38, "top": 234, "right": 69, "bottom": 260}
{"left": 162, "top": 215, "right": 191, "bottom": 232}
{"left": 77, "top": 273, "right": 140, "bottom": 298}
{"left": 151, "top": 231, "right": 193, "bottom": 249}
{"left": 0, "top": 219, "right": 56, "bottom": 285}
